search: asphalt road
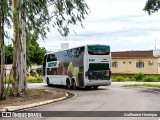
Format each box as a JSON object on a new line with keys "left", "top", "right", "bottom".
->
{"left": 1, "top": 82, "right": 160, "bottom": 120}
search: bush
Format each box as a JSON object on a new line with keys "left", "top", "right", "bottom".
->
{"left": 113, "top": 74, "right": 159, "bottom": 82}
{"left": 142, "top": 76, "right": 157, "bottom": 82}
{"left": 5, "top": 77, "right": 13, "bottom": 84}
{"left": 36, "top": 68, "right": 43, "bottom": 76}
{"left": 30, "top": 69, "right": 38, "bottom": 77}
{"left": 4, "top": 76, "right": 43, "bottom": 84}
{"left": 156, "top": 76, "right": 160, "bottom": 82}
{"left": 27, "top": 76, "right": 43, "bottom": 83}
{"left": 112, "top": 76, "right": 126, "bottom": 82}
{"left": 27, "top": 76, "right": 36, "bottom": 83}
{"left": 133, "top": 73, "right": 145, "bottom": 81}
{"left": 36, "top": 77, "right": 43, "bottom": 83}
{"left": 129, "top": 77, "right": 136, "bottom": 81}
{"left": 7, "top": 87, "right": 14, "bottom": 96}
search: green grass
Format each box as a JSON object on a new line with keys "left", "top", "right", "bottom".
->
{"left": 123, "top": 84, "right": 160, "bottom": 88}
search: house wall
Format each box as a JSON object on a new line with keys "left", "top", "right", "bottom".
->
{"left": 112, "top": 57, "right": 159, "bottom": 75}
{"left": 158, "top": 58, "right": 160, "bottom": 74}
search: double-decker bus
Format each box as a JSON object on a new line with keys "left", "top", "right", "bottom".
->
{"left": 43, "top": 44, "right": 111, "bottom": 89}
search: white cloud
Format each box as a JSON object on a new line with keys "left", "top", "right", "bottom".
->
{"left": 38, "top": 0, "right": 160, "bottom": 52}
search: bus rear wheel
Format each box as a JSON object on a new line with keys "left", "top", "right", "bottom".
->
{"left": 93, "top": 86, "right": 98, "bottom": 89}
{"left": 66, "top": 80, "right": 71, "bottom": 89}
{"left": 85, "top": 86, "right": 92, "bottom": 90}
{"left": 71, "top": 80, "right": 77, "bottom": 90}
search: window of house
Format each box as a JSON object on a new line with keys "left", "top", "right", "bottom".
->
{"left": 136, "top": 61, "right": 144, "bottom": 68}
{"left": 129, "top": 61, "right": 132, "bottom": 64}
{"left": 112, "top": 62, "right": 118, "bottom": 68}
{"left": 123, "top": 62, "right": 126, "bottom": 64}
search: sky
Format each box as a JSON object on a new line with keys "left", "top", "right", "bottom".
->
{"left": 38, "top": 0, "right": 160, "bottom": 52}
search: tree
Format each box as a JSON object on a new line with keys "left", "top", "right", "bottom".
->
{"left": 144, "top": 0, "right": 160, "bottom": 14}
{"left": 26, "top": 34, "right": 46, "bottom": 66}
{"left": 0, "top": 45, "right": 13, "bottom": 65}
{"left": 11, "top": 0, "right": 89, "bottom": 96}
{"left": 0, "top": 2, "right": 5, "bottom": 100}
{"left": 0, "top": 0, "right": 11, "bottom": 100}
{"left": 0, "top": 44, "right": 46, "bottom": 66}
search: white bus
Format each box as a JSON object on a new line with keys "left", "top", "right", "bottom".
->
{"left": 43, "top": 44, "right": 111, "bottom": 89}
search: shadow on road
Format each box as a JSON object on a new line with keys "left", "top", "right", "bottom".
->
{"left": 45, "top": 85, "right": 109, "bottom": 91}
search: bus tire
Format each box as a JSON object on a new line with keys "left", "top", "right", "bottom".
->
{"left": 71, "top": 79, "right": 77, "bottom": 90}
{"left": 85, "top": 86, "right": 92, "bottom": 89}
{"left": 93, "top": 86, "right": 98, "bottom": 89}
{"left": 47, "top": 78, "right": 51, "bottom": 87}
{"left": 66, "top": 79, "right": 71, "bottom": 89}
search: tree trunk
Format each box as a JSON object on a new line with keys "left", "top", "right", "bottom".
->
{"left": 12, "top": 0, "right": 27, "bottom": 96}
{"left": 12, "top": 0, "right": 18, "bottom": 96}
{"left": 0, "top": 17, "right": 6, "bottom": 100}
{"left": 20, "top": 0, "right": 27, "bottom": 93}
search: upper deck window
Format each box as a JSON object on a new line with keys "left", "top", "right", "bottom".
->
{"left": 88, "top": 45, "right": 110, "bottom": 55}
{"left": 47, "top": 54, "right": 57, "bottom": 62}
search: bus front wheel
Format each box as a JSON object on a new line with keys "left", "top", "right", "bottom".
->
{"left": 47, "top": 78, "right": 51, "bottom": 87}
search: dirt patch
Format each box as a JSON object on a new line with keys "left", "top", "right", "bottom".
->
{"left": 0, "top": 89, "right": 74, "bottom": 108}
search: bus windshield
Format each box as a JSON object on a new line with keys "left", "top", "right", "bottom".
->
{"left": 88, "top": 45, "right": 110, "bottom": 55}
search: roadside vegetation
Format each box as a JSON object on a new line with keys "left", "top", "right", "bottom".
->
{"left": 123, "top": 84, "right": 160, "bottom": 88}
{"left": 5, "top": 76, "right": 43, "bottom": 84}
{"left": 5, "top": 68, "right": 43, "bottom": 84}
{"left": 112, "top": 73, "right": 160, "bottom": 82}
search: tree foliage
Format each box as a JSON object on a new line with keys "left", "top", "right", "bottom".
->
{"left": 23, "top": 0, "right": 89, "bottom": 42}
{"left": 5, "top": 45, "right": 13, "bottom": 64}
{"left": 0, "top": 44, "right": 46, "bottom": 65}
{"left": 27, "top": 42, "right": 46, "bottom": 66}
{"left": 0, "top": 45, "right": 13, "bottom": 64}
{"left": 144, "top": 0, "right": 160, "bottom": 14}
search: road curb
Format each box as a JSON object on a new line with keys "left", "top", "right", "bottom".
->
{"left": 0, "top": 92, "right": 69, "bottom": 112}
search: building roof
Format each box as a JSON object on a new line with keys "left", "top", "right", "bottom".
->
{"left": 111, "top": 50, "right": 154, "bottom": 58}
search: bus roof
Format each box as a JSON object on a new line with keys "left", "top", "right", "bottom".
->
{"left": 45, "top": 44, "right": 110, "bottom": 55}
